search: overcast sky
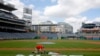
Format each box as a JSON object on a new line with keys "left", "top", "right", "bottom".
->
{"left": 5, "top": 0, "right": 100, "bottom": 32}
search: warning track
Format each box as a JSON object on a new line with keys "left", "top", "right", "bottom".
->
{"left": 0, "top": 48, "right": 100, "bottom": 51}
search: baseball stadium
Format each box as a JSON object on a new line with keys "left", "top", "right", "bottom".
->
{"left": 0, "top": 0, "right": 100, "bottom": 56}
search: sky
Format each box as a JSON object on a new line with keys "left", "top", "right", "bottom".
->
{"left": 4, "top": 0, "right": 100, "bottom": 32}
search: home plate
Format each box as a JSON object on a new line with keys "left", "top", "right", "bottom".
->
{"left": 48, "top": 52, "right": 67, "bottom": 56}
{"left": 16, "top": 54, "right": 24, "bottom": 56}
{"left": 36, "top": 54, "right": 41, "bottom": 56}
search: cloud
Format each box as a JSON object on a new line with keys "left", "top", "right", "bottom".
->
{"left": 4, "top": 0, "right": 49, "bottom": 24}
{"left": 4, "top": 0, "right": 100, "bottom": 32}
{"left": 85, "top": 17, "right": 100, "bottom": 23}
{"left": 64, "top": 16, "right": 87, "bottom": 32}
{"left": 32, "top": 10, "right": 50, "bottom": 24}
{"left": 44, "top": 0, "right": 100, "bottom": 18}
{"left": 4, "top": 0, "right": 24, "bottom": 19}
{"left": 64, "top": 16, "right": 100, "bottom": 32}
{"left": 93, "top": 17, "right": 100, "bottom": 22}
{"left": 43, "top": 0, "right": 100, "bottom": 32}
{"left": 51, "top": 0, "right": 57, "bottom": 3}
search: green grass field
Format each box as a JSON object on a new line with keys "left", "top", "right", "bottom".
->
{"left": 0, "top": 40, "right": 100, "bottom": 56}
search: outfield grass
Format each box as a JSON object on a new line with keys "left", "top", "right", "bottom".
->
{"left": 0, "top": 40, "right": 100, "bottom": 56}
{"left": 0, "top": 40, "right": 100, "bottom": 48}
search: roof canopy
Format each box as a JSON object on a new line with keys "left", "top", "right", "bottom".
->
{"left": 0, "top": 3, "right": 17, "bottom": 11}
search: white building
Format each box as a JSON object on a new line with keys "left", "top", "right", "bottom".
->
{"left": 58, "top": 22, "right": 73, "bottom": 34}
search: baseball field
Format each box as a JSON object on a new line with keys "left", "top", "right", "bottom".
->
{"left": 0, "top": 40, "right": 100, "bottom": 56}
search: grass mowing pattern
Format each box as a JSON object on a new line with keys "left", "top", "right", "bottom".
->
{"left": 0, "top": 40, "right": 100, "bottom": 48}
{"left": 0, "top": 40, "right": 100, "bottom": 56}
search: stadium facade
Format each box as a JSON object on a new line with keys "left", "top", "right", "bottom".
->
{"left": 0, "top": 0, "right": 26, "bottom": 33}
{"left": 0, "top": 0, "right": 35, "bottom": 40}
{"left": 1, "top": 0, "right": 99, "bottom": 40}
{"left": 1, "top": 0, "right": 96, "bottom": 40}
{"left": 0, "top": 0, "right": 74, "bottom": 40}
{"left": 78, "top": 22, "right": 100, "bottom": 40}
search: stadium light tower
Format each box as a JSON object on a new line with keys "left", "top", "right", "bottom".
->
{"left": 0, "top": 0, "right": 4, "bottom": 3}
{"left": 23, "top": 7, "right": 32, "bottom": 32}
